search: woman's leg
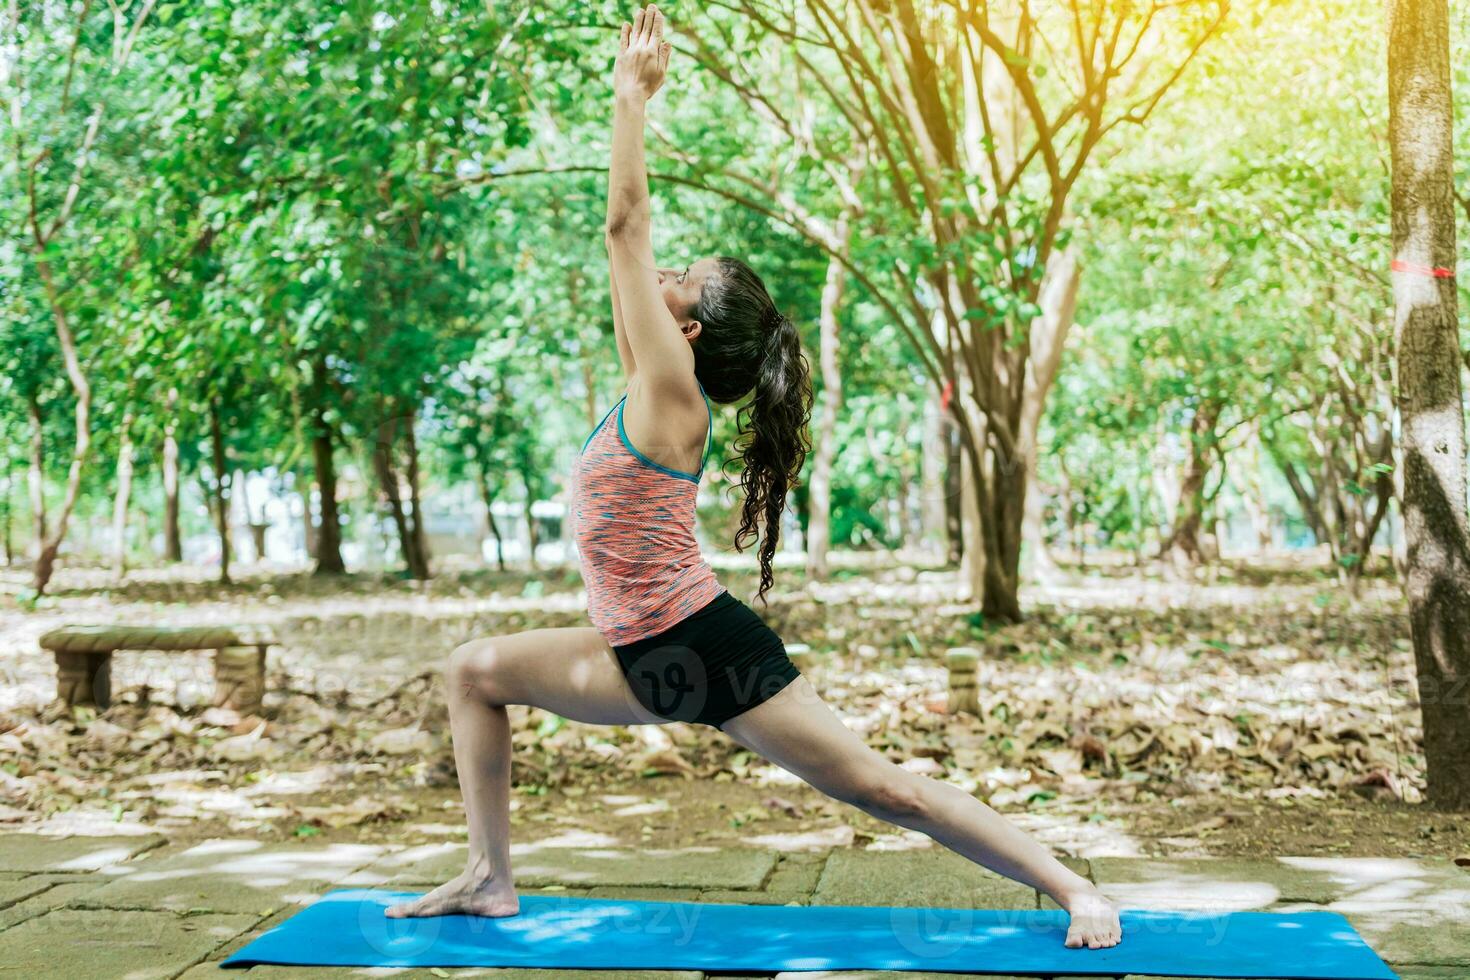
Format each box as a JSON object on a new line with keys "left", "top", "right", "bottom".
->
{"left": 720, "top": 676, "right": 1122, "bottom": 949}
{"left": 386, "top": 627, "right": 668, "bottom": 918}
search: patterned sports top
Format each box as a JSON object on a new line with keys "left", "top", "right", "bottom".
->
{"left": 570, "top": 384, "right": 726, "bottom": 646}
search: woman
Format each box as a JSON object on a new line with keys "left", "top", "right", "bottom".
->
{"left": 388, "top": 4, "right": 1122, "bottom": 951}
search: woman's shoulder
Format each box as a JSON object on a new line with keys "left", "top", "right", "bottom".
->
{"left": 625, "top": 370, "right": 708, "bottom": 413}
{"left": 621, "top": 370, "right": 711, "bottom": 467}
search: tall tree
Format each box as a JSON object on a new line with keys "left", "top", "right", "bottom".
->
{"left": 1, "top": 0, "right": 156, "bottom": 593}
{"left": 670, "top": 0, "right": 1226, "bottom": 620}
{"left": 1387, "top": 0, "right": 1470, "bottom": 810}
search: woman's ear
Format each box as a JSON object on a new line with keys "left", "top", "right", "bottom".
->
{"left": 681, "top": 319, "right": 703, "bottom": 343}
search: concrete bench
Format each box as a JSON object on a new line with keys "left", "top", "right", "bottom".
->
{"left": 39, "top": 625, "right": 276, "bottom": 714}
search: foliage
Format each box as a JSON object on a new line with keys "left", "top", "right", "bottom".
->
{"left": 0, "top": 0, "right": 1464, "bottom": 584}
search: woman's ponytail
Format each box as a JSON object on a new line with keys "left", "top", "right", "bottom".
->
{"left": 691, "top": 257, "right": 814, "bottom": 603}
{"left": 733, "top": 310, "right": 812, "bottom": 603}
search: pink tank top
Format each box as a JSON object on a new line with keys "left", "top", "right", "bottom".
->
{"left": 570, "top": 385, "right": 726, "bottom": 646}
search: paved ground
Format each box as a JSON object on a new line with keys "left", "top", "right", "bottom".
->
{"left": 0, "top": 833, "right": 1465, "bottom": 979}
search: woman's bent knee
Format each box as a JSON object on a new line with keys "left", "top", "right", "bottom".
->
{"left": 446, "top": 638, "right": 512, "bottom": 705}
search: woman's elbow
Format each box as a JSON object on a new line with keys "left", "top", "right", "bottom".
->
{"left": 604, "top": 211, "right": 648, "bottom": 244}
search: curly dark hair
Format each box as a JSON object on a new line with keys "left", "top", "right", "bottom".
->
{"left": 691, "top": 256, "right": 813, "bottom": 603}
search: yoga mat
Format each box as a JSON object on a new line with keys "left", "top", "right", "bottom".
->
{"left": 222, "top": 889, "right": 1398, "bottom": 979}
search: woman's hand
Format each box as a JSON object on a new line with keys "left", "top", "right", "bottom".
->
{"left": 613, "top": 4, "right": 672, "bottom": 102}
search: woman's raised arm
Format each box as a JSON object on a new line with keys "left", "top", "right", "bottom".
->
{"left": 605, "top": 236, "right": 637, "bottom": 382}
{"left": 603, "top": 6, "right": 698, "bottom": 397}
{"left": 604, "top": 7, "right": 669, "bottom": 241}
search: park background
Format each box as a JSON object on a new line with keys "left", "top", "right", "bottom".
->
{"left": 3, "top": 0, "right": 1470, "bottom": 876}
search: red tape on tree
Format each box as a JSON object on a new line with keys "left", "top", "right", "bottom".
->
{"left": 1391, "top": 259, "right": 1455, "bottom": 278}
{"left": 940, "top": 378, "right": 953, "bottom": 412}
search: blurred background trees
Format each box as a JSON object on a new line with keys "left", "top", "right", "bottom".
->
{"left": 2, "top": 0, "right": 1467, "bottom": 792}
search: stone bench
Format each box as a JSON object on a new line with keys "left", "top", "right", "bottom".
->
{"left": 39, "top": 625, "right": 277, "bottom": 714}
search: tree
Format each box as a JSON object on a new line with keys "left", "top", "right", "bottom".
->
{"left": 1, "top": 0, "right": 156, "bottom": 593}
{"left": 1058, "top": 156, "right": 1312, "bottom": 570}
{"left": 1386, "top": 0, "right": 1470, "bottom": 810}
{"left": 668, "top": 0, "right": 1225, "bottom": 620}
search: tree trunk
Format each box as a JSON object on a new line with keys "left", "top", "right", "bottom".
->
{"left": 372, "top": 415, "right": 430, "bottom": 581}
{"left": 1387, "top": 0, "right": 1470, "bottom": 809}
{"left": 1161, "top": 402, "right": 1221, "bottom": 567}
{"left": 404, "top": 413, "right": 431, "bottom": 578}
{"left": 30, "top": 258, "right": 92, "bottom": 596}
{"left": 523, "top": 496, "right": 540, "bottom": 570}
{"left": 955, "top": 250, "right": 1080, "bottom": 622}
{"left": 311, "top": 416, "right": 346, "bottom": 575}
{"left": 943, "top": 412, "right": 964, "bottom": 566}
{"left": 111, "top": 415, "right": 135, "bottom": 580}
{"left": 475, "top": 463, "right": 507, "bottom": 572}
{"left": 248, "top": 522, "right": 268, "bottom": 562}
{"left": 2, "top": 467, "right": 12, "bottom": 565}
{"left": 1345, "top": 425, "right": 1396, "bottom": 589}
{"left": 1316, "top": 445, "right": 1348, "bottom": 563}
{"left": 805, "top": 209, "right": 852, "bottom": 582}
{"left": 209, "top": 399, "right": 232, "bottom": 585}
{"left": 1347, "top": 478, "right": 1394, "bottom": 597}
{"left": 162, "top": 414, "right": 183, "bottom": 562}
{"left": 964, "top": 252, "right": 1081, "bottom": 617}
{"left": 1, "top": 469, "right": 10, "bottom": 566}
{"left": 1275, "top": 454, "right": 1330, "bottom": 546}
{"left": 373, "top": 428, "right": 414, "bottom": 573}
{"left": 984, "top": 451, "right": 1026, "bottom": 619}
{"left": 957, "top": 417, "right": 1026, "bottom": 621}
{"left": 26, "top": 395, "right": 46, "bottom": 559}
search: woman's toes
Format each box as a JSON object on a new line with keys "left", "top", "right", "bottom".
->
{"left": 404, "top": 897, "right": 443, "bottom": 918}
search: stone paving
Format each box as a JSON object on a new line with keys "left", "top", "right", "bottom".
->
{"left": 0, "top": 832, "right": 1465, "bottom": 979}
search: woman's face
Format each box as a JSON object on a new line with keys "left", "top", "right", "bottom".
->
{"left": 657, "top": 258, "right": 718, "bottom": 327}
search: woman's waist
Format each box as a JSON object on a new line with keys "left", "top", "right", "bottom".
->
{"left": 578, "top": 546, "right": 715, "bottom": 580}
{"left": 589, "top": 573, "right": 727, "bottom": 640}
{"left": 572, "top": 512, "right": 702, "bottom": 550}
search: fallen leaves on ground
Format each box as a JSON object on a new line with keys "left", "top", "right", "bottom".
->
{"left": 0, "top": 558, "right": 1426, "bottom": 839}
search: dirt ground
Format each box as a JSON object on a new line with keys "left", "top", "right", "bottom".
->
{"left": 3, "top": 554, "right": 1466, "bottom": 864}
{"left": 227, "top": 770, "right": 1470, "bottom": 861}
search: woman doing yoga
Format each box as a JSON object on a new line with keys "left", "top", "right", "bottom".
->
{"left": 387, "top": 4, "right": 1122, "bottom": 951}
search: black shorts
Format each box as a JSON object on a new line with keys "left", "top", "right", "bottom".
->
{"left": 612, "top": 590, "right": 802, "bottom": 731}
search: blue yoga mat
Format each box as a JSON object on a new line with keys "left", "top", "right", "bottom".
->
{"left": 222, "top": 889, "right": 1398, "bottom": 978}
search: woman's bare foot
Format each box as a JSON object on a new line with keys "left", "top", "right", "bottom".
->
{"left": 384, "top": 870, "right": 521, "bottom": 919}
{"left": 1059, "top": 886, "right": 1122, "bottom": 949}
